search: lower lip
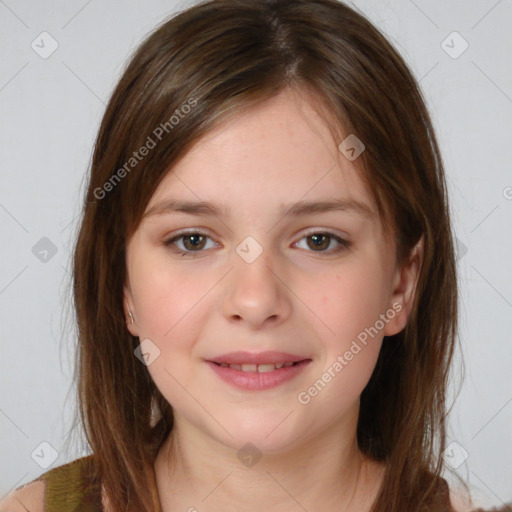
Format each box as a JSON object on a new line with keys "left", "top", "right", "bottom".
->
{"left": 206, "top": 360, "right": 311, "bottom": 391}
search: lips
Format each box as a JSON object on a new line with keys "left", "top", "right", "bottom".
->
{"left": 206, "top": 358, "right": 311, "bottom": 391}
{"left": 206, "top": 350, "right": 309, "bottom": 366}
{"left": 215, "top": 362, "right": 298, "bottom": 372}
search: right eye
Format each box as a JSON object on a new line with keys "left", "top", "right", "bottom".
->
{"left": 163, "top": 231, "right": 217, "bottom": 257}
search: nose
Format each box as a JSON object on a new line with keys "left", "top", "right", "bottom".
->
{"left": 221, "top": 243, "right": 292, "bottom": 330}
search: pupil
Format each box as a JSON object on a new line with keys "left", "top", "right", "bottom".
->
{"left": 309, "top": 234, "right": 328, "bottom": 250}
{"left": 185, "top": 234, "right": 204, "bottom": 250}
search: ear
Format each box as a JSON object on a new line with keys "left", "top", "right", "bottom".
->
{"left": 384, "top": 235, "right": 424, "bottom": 336}
{"left": 123, "top": 283, "right": 140, "bottom": 337}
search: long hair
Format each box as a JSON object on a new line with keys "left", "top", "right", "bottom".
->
{"left": 70, "top": 1, "right": 459, "bottom": 510}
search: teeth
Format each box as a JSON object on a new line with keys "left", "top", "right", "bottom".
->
{"left": 256, "top": 364, "right": 276, "bottom": 373}
{"left": 216, "top": 362, "right": 299, "bottom": 372}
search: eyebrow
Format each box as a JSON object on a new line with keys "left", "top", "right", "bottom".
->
{"left": 143, "top": 197, "right": 375, "bottom": 220}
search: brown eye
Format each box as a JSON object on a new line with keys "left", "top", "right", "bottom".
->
{"left": 181, "top": 234, "right": 207, "bottom": 251}
{"left": 295, "top": 232, "right": 350, "bottom": 254}
{"left": 306, "top": 233, "right": 330, "bottom": 251}
{"left": 164, "top": 231, "right": 215, "bottom": 257}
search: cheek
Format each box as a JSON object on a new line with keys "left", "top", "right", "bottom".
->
{"left": 301, "top": 262, "right": 389, "bottom": 396}
{"left": 298, "top": 336, "right": 382, "bottom": 429}
{"left": 132, "top": 264, "right": 210, "bottom": 408}
{"left": 298, "top": 271, "right": 386, "bottom": 414}
{"left": 315, "top": 263, "right": 391, "bottom": 345}
{"left": 129, "top": 258, "right": 216, "bottom": 399}
{"left": 131, "top": 258, "right": 211, "bottom": 340}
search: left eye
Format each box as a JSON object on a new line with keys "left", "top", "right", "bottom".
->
{"left": 163, "top": 231, "right": 350, "bottom": 257}
{"left": 164, "top": 232, "right": 216, "bottom": 255}
{"left": 294, "top": 232, "right": 350, "bottom": 253}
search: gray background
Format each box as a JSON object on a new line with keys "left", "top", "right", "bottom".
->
{"left": 1, "top": 0, "right": 511, "bottom": 507}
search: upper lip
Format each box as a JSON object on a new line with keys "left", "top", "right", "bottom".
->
{"left": 207, "top": 351, "right": 310, "bottom": 365}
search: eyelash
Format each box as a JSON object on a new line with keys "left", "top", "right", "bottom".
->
{"left": 163, "top": 229, "right": 351, "bottom": 258}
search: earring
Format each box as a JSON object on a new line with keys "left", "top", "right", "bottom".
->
{"left": 128, "top": 309, "right": 134, "bottom": 324}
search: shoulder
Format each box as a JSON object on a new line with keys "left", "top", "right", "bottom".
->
{"left": 0, "top": 455, "right": 101, "bottom": 512}
{"left": 448, "top": 484, "right": 474, "bottom": 512}
{"left": 448, "top": 483, "right": 512, "bottom": 512}
{"left": 0, "top": 480, "right": 46, "bottom": 512}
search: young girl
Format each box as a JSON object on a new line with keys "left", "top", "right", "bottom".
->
{"left": 2, "top": 0, "right": 510, "bottom": 511}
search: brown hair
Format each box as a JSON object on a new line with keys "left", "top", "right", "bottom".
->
{"left": 69, "top": 0, "right": 461, "bottom": 510}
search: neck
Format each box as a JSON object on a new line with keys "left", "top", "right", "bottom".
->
{"left": 154, "top": 409, "right": 385, "bottom": 511}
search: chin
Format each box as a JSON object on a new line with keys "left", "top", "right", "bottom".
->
{"left": 213, "top": 413, "right": 303, "bottom": 455}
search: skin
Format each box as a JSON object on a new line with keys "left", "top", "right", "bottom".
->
{"left": 123, "top": 87, "right": 424, "bottom": 512}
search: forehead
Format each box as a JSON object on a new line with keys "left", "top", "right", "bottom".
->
{"left": 146, "top": 88, "right": 377, "bottom": 220}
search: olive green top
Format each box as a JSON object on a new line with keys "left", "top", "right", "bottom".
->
{"left": 36, "top": 455, "right": 102, "bottom": 511}
{"left": 22, "top": 456, "right": 512, "bottom": 512}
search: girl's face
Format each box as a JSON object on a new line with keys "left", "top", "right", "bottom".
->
{"left": 124, "top": 88, "right": 422, "bottom": 453}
